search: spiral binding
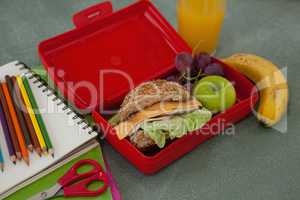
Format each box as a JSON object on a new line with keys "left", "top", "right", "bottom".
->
{"left": 16, "top": 62, "right": 95, "bottom": 135}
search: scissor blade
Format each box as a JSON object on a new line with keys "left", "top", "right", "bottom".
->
{"left": 28, "top": 184, "right": 61, "bottom": 200}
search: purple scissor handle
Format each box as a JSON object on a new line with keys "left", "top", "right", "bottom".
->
{"left": 29, "top": 159, "right": 109, "bottom": 200}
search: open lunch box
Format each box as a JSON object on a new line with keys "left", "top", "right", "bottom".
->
{"left": 38, "top": 0, "right": 258, "bottom": 174}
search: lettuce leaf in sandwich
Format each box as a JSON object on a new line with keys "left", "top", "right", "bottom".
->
{"left": 141, "top": 109, "right": 212, "bottom": 148}
{"left": 111, "top": 80, "right": 213, "bottom": 151}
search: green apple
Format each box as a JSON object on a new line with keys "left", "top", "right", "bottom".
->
{"left": 193, "top": 76, "right": 236, "bottom": 113}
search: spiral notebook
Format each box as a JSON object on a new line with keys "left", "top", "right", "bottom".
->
{"left": 0, "top": 61, "right": 98, "bottom": 197}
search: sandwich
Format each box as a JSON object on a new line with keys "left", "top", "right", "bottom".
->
{"left": 111, "top": 80, "right": 212, "bottom": 151}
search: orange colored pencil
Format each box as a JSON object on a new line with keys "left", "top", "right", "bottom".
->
{"left": 1, "top": 83, "right": 29, "bottom": 165}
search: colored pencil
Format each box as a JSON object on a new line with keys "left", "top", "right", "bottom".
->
{"left": 1, "top": 82, "right": 30, "bottom": 165}
{"left": 16, "top": 76, "right": 47, "bottom": 154}
{"left": 0, "top": 84, "right": 22, "bottom": 160}
{"left": 13, "top": 77, "right": 42, "bottom": 156}
{"left": 0, "top": 147, "right": 4, "bottom": 172}
{"left": 5, "top": 76, "right": 33, "bottom": 152}
{"left": 0, "top": 97, "right": 16, "bottom": 164}
{"left": 22, "top": 76, "right": 54, "bottom": 157}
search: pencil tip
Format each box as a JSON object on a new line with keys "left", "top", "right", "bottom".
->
{"left": 49, "top": 149, "right": 54, "bottom": 158}
{"left": 36, "top": 148, "right": 42, "bottom": 157}
{"left": 25, "top": 158, "right": 30, "bottom": 166}
{"left": 11, "top": 156, "right": 17, "bottom": 164}
{"left": 17, "top": 152, "right": 22, "bottom": 160}
{"left": 42, "top": 148, "right": 48, "bottom": 156}
{"left": 28, "top": 145, "right": 34, "bottom": 153}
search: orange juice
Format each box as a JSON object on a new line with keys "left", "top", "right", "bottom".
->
{"left": 177, "top": 0, "right": 226, "bottom": 54}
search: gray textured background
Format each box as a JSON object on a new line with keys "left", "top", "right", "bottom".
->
{"left": 0, "top": 0, "right": 299, "bottom": 200}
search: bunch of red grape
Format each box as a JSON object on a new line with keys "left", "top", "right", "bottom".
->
{"left": 167, "top": 52, "right": 224, "bottom": 91}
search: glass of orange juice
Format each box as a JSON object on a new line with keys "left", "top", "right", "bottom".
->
{"left": 177, "top": 0, "right": 226, "bottom": 54}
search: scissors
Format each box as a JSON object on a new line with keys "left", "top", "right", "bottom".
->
{"left": 29, "top": 159, "right": 109, "bottom": 200}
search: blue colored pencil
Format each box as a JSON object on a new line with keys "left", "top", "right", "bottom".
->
{"left": 0, "top": 147, "right": 4, "bottom": 172}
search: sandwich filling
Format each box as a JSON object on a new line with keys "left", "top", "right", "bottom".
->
{"left": 138, "top": 109, "right": 211, "bottom": 148}
{"left": 113, "top": 99, "right": 212, "bottom": 149}
{"left": 111, "top": 80, "right": 212, "bottom": 151}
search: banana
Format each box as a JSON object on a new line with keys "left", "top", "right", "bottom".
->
{"left": 222, "top": 53, "right": 288, "bottom": 127}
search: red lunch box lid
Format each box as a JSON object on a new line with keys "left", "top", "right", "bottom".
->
{"left": 38, "top": 0, "right": 191, "bottom": 112}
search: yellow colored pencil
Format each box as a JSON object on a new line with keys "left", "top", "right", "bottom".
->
{"left": 16, "top": 76, "right": 47, "bottom": 153}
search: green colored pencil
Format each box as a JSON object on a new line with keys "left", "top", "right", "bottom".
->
{"left": 21, "top": 76, "right": 54, "bottom": 157}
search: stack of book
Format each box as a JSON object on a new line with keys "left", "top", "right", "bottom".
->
{"left": 0, "top": 61, "right": 121, "bottom": 200}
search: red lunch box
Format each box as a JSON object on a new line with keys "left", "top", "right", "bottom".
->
{"left": 38, "top": 0, "right": 258, "bottom": 174}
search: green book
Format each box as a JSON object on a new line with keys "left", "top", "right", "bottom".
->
{"left": 5, "top": 142, "right": 113, "bottom": 200}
